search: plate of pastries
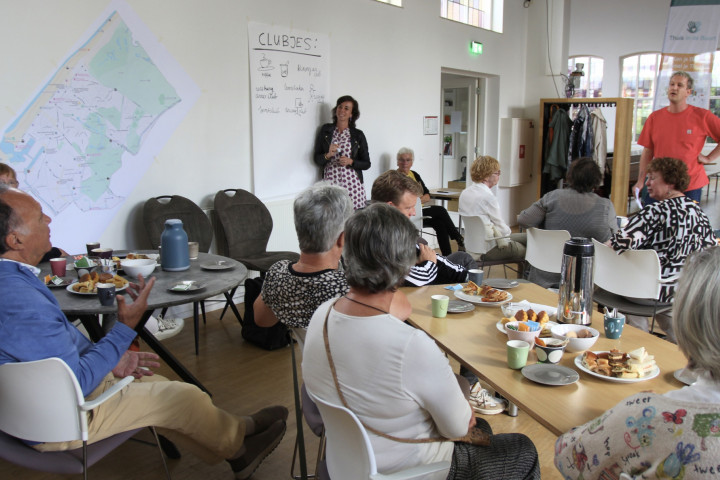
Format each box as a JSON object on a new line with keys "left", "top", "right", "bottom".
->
{"left": 455, "top": 281, "right": 512, "bottom": 306}
{"left": 67, "top": 272, "right": 129, "bottom": 295}
{"left": 575, "top": 347, "right": 659, "bottom": 383}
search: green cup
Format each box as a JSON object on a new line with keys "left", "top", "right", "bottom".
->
{"left": 507, "top": 340, "right": 530, "bottom": 369}
{"left": 431, "top": 294, "right": 450, "bottom": 318}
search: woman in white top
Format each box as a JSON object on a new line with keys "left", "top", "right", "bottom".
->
{"left": 555, "top": 246, "right": 720, "bottom": 479}
{"left": 459, "top": 156, "right": 526, "bottom": 261}
{"left": 302, "top": 203, "right": 539, "bottom": 479}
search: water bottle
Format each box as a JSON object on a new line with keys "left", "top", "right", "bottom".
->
{"left": 557, "top": 237, "right": 594, "bottom": 325}
{"left": 160, "top": 219, "right": 190, "bottom": 272}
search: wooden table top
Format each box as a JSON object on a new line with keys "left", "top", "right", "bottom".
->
{"left": 401, "top": 282, "right": 688, "bottom": 436}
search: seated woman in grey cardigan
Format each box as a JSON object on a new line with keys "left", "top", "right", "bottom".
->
{"left": 518, "top": 157, "right": 617, "bottom": 287}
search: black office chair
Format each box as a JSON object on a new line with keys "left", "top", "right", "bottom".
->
{"left": 143, "top": 195, "right": 218, "bottom": 354}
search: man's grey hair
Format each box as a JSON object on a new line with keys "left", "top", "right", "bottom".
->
{"left": 396, "top": 147, "right": 414, "bottom": 160}
{"left": 673, "top": 246, "right": 720, "bottom": 379}
{"left": 671, "top": 71, "right": 694, "bottom": 91}
{"left": 343, "top": 203, "right": 416, "bottom": 293}
{"left": 294, "top": 182, "right": 353, "bottom": 254}
{"left": 0, "top": 183, "right": 23, "bottom": 254}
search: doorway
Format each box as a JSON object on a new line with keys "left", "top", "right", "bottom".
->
{"left": 441, "top": 73, "right": 477, "bottom": 188}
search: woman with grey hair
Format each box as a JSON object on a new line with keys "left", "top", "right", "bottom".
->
{"left": 254, "top": 183, "right": 354, "bottom": 341}
{"left": 555, "top": 247, "right": 720, "bottom": 479}
{"left": 303, "top": 203, "right": 539, "bottom": 479}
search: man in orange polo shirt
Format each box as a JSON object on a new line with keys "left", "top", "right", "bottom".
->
{"left": 633, "top": 71, "right": 720, "bottom": 203}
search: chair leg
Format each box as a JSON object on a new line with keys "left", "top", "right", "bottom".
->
{"left": 290, "top": 337, "right": 309, "bottom": 480}
{"left": 193, "top": 302, "right": 200, "bottom": 355}
{"left": 83, "top": 440, "right": 88, "bottom": 480}
{"left": 150, "top": 426, "right": 173, "bottom": 480}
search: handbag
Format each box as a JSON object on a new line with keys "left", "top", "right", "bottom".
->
{"left": 322, "top": 299, "right": 490, "bottom": 447}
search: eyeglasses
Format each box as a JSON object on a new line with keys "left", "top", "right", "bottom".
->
{"left": 492, "top": 171, "right": 501, "bottom": 176}
{"left": 1, "top": 179, "right": 19, "bottom": 187}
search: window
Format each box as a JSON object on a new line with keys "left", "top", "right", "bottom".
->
{"left": 374, "top": 0, "right": 402, "bottom": 6}
{"left": 622, "top": 52, "right": 719, "bottom": 143}
{"left": 567, "top": 56, "right": 604, "bottom": 98}
{"left": 440, "top": 0, "right": 503, "bottom": 33}
{"left": 621, "top": 53, "right": 662, "bottom": 142}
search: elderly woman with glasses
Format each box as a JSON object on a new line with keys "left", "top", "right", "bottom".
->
{"left": 302, "top": 203, "right": 539, "bottom": 479}
{"left": 396, "top": 147, "right": 465, "bottom": 256}
{"left": 459, "top": 155, "right": 526, "bottom": 261}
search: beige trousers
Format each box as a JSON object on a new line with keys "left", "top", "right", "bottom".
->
{"left": 34, "top": 374, "right": 246, "bottom": 464}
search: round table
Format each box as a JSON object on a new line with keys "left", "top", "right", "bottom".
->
{"left": 42, "top": 251, "right": 248, "bottom": 393}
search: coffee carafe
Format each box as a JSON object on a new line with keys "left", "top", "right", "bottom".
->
{"left": 161, "top": 219, "right": 190, "bottom": 272}
{"left": 557, "top": 237, "right": 594, "bottom": 325}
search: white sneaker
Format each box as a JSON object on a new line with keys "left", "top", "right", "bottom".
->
{"left": 152, "top": 315, "right": 184, "bottom": 341}
{"left": 469, "top": 386, "right": 506, "bottom": 415}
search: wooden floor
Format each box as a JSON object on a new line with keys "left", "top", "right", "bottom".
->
{"left": 4, "top": 186, "right": 718, "bottom": 480}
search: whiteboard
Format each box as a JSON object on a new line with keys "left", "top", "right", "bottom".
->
{"left": 247, "top": 22, "right": 330, "bottom": 201}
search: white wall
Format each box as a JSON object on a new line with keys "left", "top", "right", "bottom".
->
{"left": 0, "top": 0, "right": 575, "bottom": 252}
{"left": 567, "top": 0, "right": 670, "bottom": 99}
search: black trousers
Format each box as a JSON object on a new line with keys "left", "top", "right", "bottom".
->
{"left": 422, "top": 205, "right": 462, "bottom": 256}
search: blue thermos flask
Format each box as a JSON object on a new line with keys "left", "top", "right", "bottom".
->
{"left": 161, "top": 219, "right": 190, "bottom": 271}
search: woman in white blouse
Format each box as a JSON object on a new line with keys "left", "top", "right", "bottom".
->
{"left": 459, "top": 155, "right": 526, "bottom": 261}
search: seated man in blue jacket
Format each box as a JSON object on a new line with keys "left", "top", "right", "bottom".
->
{"left": 0, "top": 185, "right": 287, "bottom": 480}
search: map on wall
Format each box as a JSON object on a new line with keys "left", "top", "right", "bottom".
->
{"left": 0, "top": 0, "right": 200, "bottom": 254}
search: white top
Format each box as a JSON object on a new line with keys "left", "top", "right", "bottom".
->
{"left": 459, "top": 182, "right": 511, "bottom": 237}
{"left": 302, "top": 299, "right": 471, "bottom": 477}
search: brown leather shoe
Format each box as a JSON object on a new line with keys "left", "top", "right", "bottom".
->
{"left": 228, "top": 419, "right": 286, "bottom": 479}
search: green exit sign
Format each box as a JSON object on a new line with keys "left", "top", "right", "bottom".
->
{"left": 470, "top": 41, "right": 483, "bottom": 55}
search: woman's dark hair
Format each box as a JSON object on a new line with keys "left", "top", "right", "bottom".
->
{"left": 567, "top": 157, "right": 602, "bottom": 193}
{"left": 332, "top": 95, "right": 360, "bottom": 128}
{"left": 648, "top": 157, "right": 690, "bottom": 192}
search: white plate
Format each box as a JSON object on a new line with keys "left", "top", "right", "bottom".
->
{"left": 574, "top": 352, "right": 660, "bottom": 383}
{"left": 168, "top": 281, "right": 206, "bottom": 293}
{"left": 447, "top": 300, "right": 475, "bottom": 313}
{"left": 66, "top": 281, "right": 128, "bottom": 295}
{"left": 496, "top": 320, "right": 558, "bottom": 334}
{"left": 483, "top": 279, "right": 520, "bottom": 289}
{"left": 521, "top": 364, "right": 579, "bottom": 386}
{"left": 200, "top": 261, "right": 234, "bottom": 271}
{"left": 454, "top": 290, "right": 512, "bottom": 306}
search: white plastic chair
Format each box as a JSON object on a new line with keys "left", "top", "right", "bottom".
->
{"left": 525, "top": 228, "right": 571, "bottom": 273}
{"left": 0, "top": 357, "right": 170, "bottom": 480}
{"left": 591, "top": 239, "right": 674, "bottom": 333}
{"left": 463, "top": 215, "right": 524, "bottom": 278}
{"left": 308, "top": 391, "right": 450, "bottom": 480}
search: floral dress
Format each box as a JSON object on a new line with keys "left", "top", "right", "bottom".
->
{"left": 323, "top": 127, "right": 367, "bottom": 210}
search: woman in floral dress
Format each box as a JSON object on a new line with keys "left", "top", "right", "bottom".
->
{"left": 314, "top": 95, "right": 371, "bottom": 210}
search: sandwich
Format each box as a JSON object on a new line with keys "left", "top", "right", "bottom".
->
{"left": 625, "top": 347, "right": 656, "bottom": 377}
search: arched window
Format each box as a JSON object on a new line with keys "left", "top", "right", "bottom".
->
{"left": 621, "top": 53, "right": 662, "bottom": 142}
{"left": 440, "top": 0, "right": 503, "bottom": 33}
{"left": 567, "top": 56, "right": 604, "bottom": 98}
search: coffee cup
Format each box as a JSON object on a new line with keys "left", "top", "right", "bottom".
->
{"left": 91, "top": 247, "right": 113, "bottom": 259}
{"left": 50, "top": 257, "right": 67, "bottom": 277}
{"left": 431, "top": 294, "right": 449, "bottom": 318}
{"left": 96, "top": 283, "right": 116, "bottom": 307}
{"left": 604, "top": 314, "right": 626, "bottom": 339}
{"left": 507, "top": 340, "right": 530, "bottom": 369}
{"left": 86, "top": 242, "right": 100, "bottom": 255}
{"left": 188, "top": 241, "right": 200, "bottom": 260}
{"left": 467, "top": 269, "right": 484, "bottom": 285}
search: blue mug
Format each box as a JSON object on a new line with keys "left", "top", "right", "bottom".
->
{"left": 604, "top": 315, "right": 625, "bottom": 339}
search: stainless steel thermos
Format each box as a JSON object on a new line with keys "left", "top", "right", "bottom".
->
{"left": 557, "top": 237, "right": 594, "bottom": 325}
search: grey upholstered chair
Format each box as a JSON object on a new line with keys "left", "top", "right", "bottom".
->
{"left": 214, "top": 189, "right": 299, "bottom": 274}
